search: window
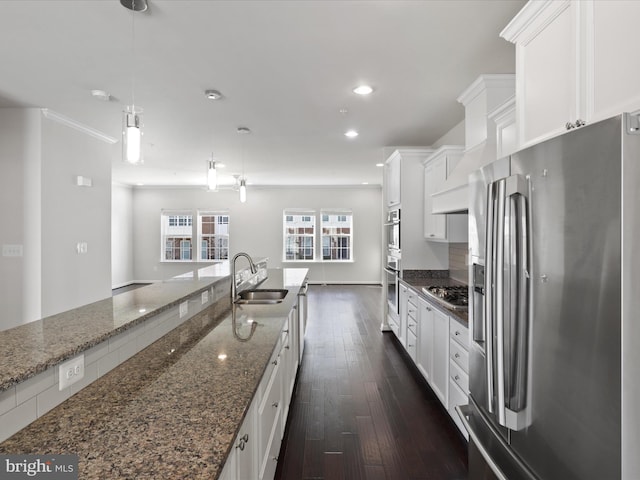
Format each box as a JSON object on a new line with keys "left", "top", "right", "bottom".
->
{"left": 161, "top": 210, "right": 230, "bottom": 262}
{"left": 321, "top": 211, "right": 353, "bottom": 261}
{"left": 162, "top": 212, "right": 193, "bottom": 261}
{"left": 283, "top": 209, "right": 353, "bottom": 262}
{"left": 283, "top": 211, "right": 316, "bottom": 261}
{"left": 199, "top": 212, "right": 229, "bottom": 261}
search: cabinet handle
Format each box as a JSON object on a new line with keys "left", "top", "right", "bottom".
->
{"left": 283, "top": 329, "right": 289, "bottom": 334}
{"left": 273, "top": 456, "right": 279, "bottom": 462}
{"left": 455, "top": 375, "right": 460, "bottom": 381}
{"left": 241, "top": 434, "right": 249, "bottom": 442}
{"left": 408, "top": 344, "right": 414, "bottom": 347}
{"left": 455, "top": 353, "right": 460, "bottom": 359}
{"left": 427, "top": 306, "right": 432, "bottom": 312}
{"left": 455, "top": 331, "right": 461, "bottom": 336}
{"left": 429, "top": 234, "right": 435, "bottom": 237}
{"left": 271, "top": 360, "right": 278, "bottom": 366}
{"left": 272, "top": 402, "right": 279, "bottom": 408}
{"left": 285, "top": 345, "right": 290, "bottom": 350}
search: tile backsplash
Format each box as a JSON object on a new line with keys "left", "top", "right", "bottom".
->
{"left": 449, "top": 243, "right": 468, "bottom": 284}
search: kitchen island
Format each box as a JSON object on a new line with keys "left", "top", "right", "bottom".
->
{"left": 0, "top": 267, "right": 308, "bottom": 479}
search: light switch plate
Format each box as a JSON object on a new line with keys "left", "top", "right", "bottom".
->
{"left": 2, "top": 244, "right": 23, "bottom": 257}
{"left": 59, "top": 354, "right": 85, "bottom": 390}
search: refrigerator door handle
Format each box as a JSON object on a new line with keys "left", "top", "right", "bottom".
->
{"left": 494, "top": 179, "right": 507, "bottom": 426}
{"left": 501, "top": 174, "right": 531, "bottom": 431}
{"left": 484, "top": 181, "right": 496, "bottom": 414}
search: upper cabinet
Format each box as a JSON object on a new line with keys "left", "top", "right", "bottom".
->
{"left": 423, "top": 146, "right": 468, "bottom": 242}
{"left": 502, "top": 0, "right": 640, "bottom": 149}
{"left": 385, "top": 153, "right": 402, "bottom": 208}
{"left": 384, "top": 148, "right": 433, "bottom": 210}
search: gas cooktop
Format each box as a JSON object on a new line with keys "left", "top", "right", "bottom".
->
{"left": 421, "top": 285, "right": 469, "bottom": 311}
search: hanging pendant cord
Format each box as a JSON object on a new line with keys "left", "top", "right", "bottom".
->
{"left": 130, "top": 0, "right": 136, "bottom": 109}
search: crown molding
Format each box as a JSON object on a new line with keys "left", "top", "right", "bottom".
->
{"left": 41, "top": 109, "right": 118, "bottom": 144}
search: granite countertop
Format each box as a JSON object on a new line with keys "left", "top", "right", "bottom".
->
{"left": 0, "top": 268, "right": 309, "bottom": 479}
{"left": 400, "top": 271, "right": 469, "bottom": 325}
{"left": 0, "top": 263, "right": 237, "bottom": 393}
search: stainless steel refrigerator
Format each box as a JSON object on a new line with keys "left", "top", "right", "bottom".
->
{"left": 458, "top": 113, "right": 640, "bottom": 480}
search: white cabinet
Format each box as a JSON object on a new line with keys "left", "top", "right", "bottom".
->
{"left": 422, "top": 146, "right": 468, "bottom": 242}
{"left": 415, "top": 296, "right": 449, "bottom": 407}
{"left": 417, "top": 297, "right": 433, "bottom": 382}
{"left": 281, "top": 308, "right": 298, "bottom": 437}
{"left": 257, "top": 337, "right": 284, "bottom": 480}
{"left": 385, "top": 148, "right": 447, "bottom": 270}
{"left": 406, "top": 294, "right": 419, "bottom": 363}
{"left": 502, "top": 0, "right": 640, "bottom": 149}
{"left": 448, "top": 319, "right": 470, "bottom": 439}
{"left": 385, "top": 153, "right": 401, "bottom": 207}
{"left": 431, "top": 307, "right": 449, "bottom": 407}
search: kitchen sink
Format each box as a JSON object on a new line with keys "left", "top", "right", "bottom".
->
{"left": 234, "top": 289, "right": 288, "bottom": 304}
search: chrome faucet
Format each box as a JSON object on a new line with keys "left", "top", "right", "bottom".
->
{"left": 231, "top": 252, "right": 258, "bottom": 301}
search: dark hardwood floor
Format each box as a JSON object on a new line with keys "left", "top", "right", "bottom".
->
{"left": 275, "top": 285, "right": 468, "bottom": 480}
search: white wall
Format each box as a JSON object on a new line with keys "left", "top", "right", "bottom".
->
{"left": 0, "top": 108, "right": 114, "bottom": 330}
{"left": 39, "top": 117, "right": 113, "bottom": 317}
{"left": 0, "top": 109, "right": 41, "bottom": 329}
{"left": 132, "top": 185, "right": 382, "bottom": 284}
{"left": 112, "top": 183, "right": 134, "bottom": 288}
{"left": 433, "top": 120, "right": 465, "bottom": 148}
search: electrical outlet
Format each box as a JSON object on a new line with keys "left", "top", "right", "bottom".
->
{"left": 59, "top": 354, "right": 85, "bottom": 390}
{"left": 179, "top": 301, "right": 188, "bottom": 318}
{"left": 201, "top": 290, "right": 209, "bottom": 305}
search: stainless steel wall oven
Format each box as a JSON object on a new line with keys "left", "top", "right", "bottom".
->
{"left": 385, "top": 254, "right": 400, "bottom": 316}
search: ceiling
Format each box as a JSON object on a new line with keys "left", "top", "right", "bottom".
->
{"left": 0, "top": 0, "right": 524, "bottom": 188}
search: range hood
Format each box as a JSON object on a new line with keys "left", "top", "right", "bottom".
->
{"left": 432, "top": 74, "right": 514, "bottom": 214}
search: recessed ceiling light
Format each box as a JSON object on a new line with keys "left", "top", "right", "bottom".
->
{"left": 362, "top": 182, "right": 369, "bottom": 185}
{"left": 344, "top": 130, "right": 359, "bottom": 138}
{"left": 91, "top": 89, "right": 111, "bottom": 101}
{"left": 205, "top": 89, "right": 222, "bottom": 100}
{"left": 376, "top": 163, "right": 384, "bottom": 167}
{"left": 353, "top": 85, "right": 373, "bottom": 95}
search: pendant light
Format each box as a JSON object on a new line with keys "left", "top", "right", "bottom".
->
{"left": 237, "top": 126, "right": 251, "bottom": 203}
{"left": 122, "top": 0, "right": 144, "bottom": 165}
{"left": 207, "top": 156, "right": 217, "bottom": 191}
{"left": 239, "top": 178, "right": 247, "bottom": 203}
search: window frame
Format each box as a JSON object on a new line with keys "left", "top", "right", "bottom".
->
{"left": 160, "top": 209, "right": 230, "bottom": 263}
{"left": 197, "top": 210, "right": 230, "bottom": 262}
{"left": 282, "top": 210, "right": 317, "bottom": 262}
{"left": 161, "top": 210, "right": 194, "bottom": 262}
{"left": 282, "top": 209, "right": 354, "bottom": 263}
{"left": 320, "top": 210, "right": 353, "bottom": 262}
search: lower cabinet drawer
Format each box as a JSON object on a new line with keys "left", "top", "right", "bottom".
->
{"left": 450, "top": 359, "right": 469, "bottom": 393}
{"left": 258, "top": 361, "right": 282, "bottom": 480}
{"left": 389, "top": 316, "right": 399, "bottom": 337}
{"left": 448, "top": 379, "right": 469, "bottom": 440}
{"left": 449, "top": 338, "right": 469, "bottom": 373}
{"left": 406, "top": 329, "right": 417, "bottom": 362}
{"left": 449, "top": 321, "right": 469, "bottom": 349}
